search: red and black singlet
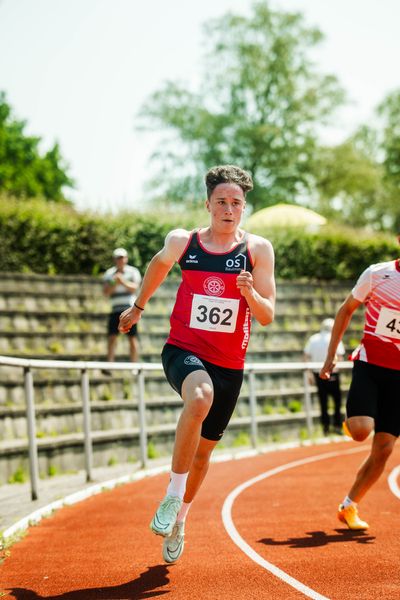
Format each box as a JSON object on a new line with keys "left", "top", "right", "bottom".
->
{"left": 166, "top": 230, "right": 254, "bottom": 369}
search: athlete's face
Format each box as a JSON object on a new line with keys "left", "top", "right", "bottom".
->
{"left": 206, "top": 183, "right": 246, "bottom": 230}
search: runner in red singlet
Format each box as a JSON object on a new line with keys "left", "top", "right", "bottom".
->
{"left": 119, "top": 165, "right": 275, "bottom": 562}
{"left": 320, "top": 238, "right": 400, "bottom": 530}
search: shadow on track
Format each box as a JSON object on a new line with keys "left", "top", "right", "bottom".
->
{"left": 258, "top": 529, "right": 375, "bottom": 548}
{"left": 5, "top": 564, "right": 171, "bottom": 600}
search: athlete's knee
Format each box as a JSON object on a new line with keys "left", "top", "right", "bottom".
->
{"left": 351, "top": 428, "right": 371, "bottom": 442}
{"left": 187, "top": 383, "right": 213, "bottom": 421}
{"left": 372, "top": 437, "right": 395, "bottom": 464}
{"left": 346, "top": 417, "right": 374, "bottom": 442}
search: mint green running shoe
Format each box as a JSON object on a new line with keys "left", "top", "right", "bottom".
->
{"left": 163, "top": 521, "right": 185, "bottom": 563}
{"left": 150, "top": 495, "right": 182, "bottom": 537}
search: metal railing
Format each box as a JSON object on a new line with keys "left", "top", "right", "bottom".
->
{"left": 0, "top": 355, "right": 353, "bottom": 500}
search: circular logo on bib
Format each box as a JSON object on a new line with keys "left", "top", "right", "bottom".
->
{"left": 203, "top": 276, "right": 225, "bottom": 296}
{"left": 184, "top": 355, "right": 204, "bottom": 366}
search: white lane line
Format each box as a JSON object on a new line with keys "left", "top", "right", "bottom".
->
{"left": 222, "top": 445, "right": 368, "bottom": 600}
{"left": 388, "top": 465, "right": 400, "bottom": 500}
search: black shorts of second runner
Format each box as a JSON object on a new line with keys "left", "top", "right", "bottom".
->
{"left": 347, "top": 360, "right": 400, "bottom": 437}
{"left": 161, "top": 343, "right": 244, "bottom": 441}
{"left": 108, "top": 310, "right": 138, "bottom": 337}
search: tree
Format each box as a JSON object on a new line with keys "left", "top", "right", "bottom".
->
{"left": 312, "top": 95, "right": 400, "bottom": 231}
{"left": 0, "top": 92, "right": 73, "bottom": 201}
{"left": 377, "top": 90, "right": 400, "bottom": 231}
{"left": 311, "top": 132, "right": 388, "bottom": 229}
{"left": 138, "top": 1, "right": 345, "bottom": 210}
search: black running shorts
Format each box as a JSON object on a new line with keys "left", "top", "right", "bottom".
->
{"left": 346, "top": 360, "right": 400, "bottom": 437}
{"left": 161, "top": 343, "right": 244, "bottom": 441}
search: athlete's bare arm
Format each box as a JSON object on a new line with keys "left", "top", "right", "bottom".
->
{"left": 118, "top": 229, "right": 190, "bottom": 333}
{"left": 237, "top": 234, "right": 275, "bottom": 326}
{"left": 319, "top": 293, "right": 362, "bottom": 379}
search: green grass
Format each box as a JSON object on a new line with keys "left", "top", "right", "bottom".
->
{"left": 232, "top": 432, "right": 250, "bottom": 447}
{"left": 147, "top": 441, "right": 160, "bottom": 459}
{"left": 8, "top": 466, "right": 27, "bottom": 484}
{"left": 288, "top": 400, "right": 302, "bottom": 413}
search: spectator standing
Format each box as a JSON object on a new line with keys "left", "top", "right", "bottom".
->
{"left": 102, "top": 248, "right": 141, "bottom": 375}
{"left": 304, "top": 318, "right": 345, "bottom": 435}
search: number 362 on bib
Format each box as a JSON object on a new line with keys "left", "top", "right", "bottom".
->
{"left": 189, "top": 294, "right": 240, "bottom": 333}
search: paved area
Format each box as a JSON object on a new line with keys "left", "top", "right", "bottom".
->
{"left": 0, "top": 459, "right": 170, "bottom": 535}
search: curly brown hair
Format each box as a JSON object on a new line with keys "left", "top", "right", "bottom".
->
{"left": 205, "top": 165, "right": 253, "bottom": 199}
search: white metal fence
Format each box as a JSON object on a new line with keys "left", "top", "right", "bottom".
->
{"left": 0, "top": 355, "right": 353, "bottom": 501}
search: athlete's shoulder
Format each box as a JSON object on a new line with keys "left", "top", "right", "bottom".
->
{"left": 162, "top": 228, "right": 192, "bottom": 263}
{"left": 165, "top": 228, "right": 191, "bottom": 247}
{"left": 366, "top": 260, "right": 399, "bottom": 276}
{"left": 246, "top": 232, "right": 274, "bottom": 259}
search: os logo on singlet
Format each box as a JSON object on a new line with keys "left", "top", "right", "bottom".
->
{"left": 203, "top": 276, "right": 225, "bottom": 296}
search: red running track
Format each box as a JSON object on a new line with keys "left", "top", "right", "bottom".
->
{"left": 0, "top": 440, "right": 399, "bottom": 600}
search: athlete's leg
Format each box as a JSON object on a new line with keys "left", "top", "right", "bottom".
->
{"left": 171, "top": 370, "right": 213, "bottom": 474}
{"left": 150, "top": 370, "right": 213, "bottom": 537}
{"left": 183, "top": 436, "right": 218, "bottom": 503}
{"left": 163, "top": 436, "right": 218, "bottom": 561}
{"left": 347, "top": 432, "right": 396, "bottom": 502}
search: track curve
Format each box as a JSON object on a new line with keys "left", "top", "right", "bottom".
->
{"left": 0, "top": 440, "right": 399, "bottom": 600}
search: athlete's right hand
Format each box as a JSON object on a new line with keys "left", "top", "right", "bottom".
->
{"left": 319, "top": 356, "right": 336, "bottom": 380}
{"left": 118, "top": 306, "right": 141, "bottom": 333}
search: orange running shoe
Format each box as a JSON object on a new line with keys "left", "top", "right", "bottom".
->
{"left": 337, "top": 503, "right": 369, "bottom": 530}
{"left": 342, "top": 421, "right": 352, "bottom": 438}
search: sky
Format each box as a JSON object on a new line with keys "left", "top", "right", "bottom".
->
{"left": 0, "top": 0, "right": 399, "bottom": 212}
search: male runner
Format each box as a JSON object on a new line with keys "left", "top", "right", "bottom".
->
{"left": 320, "top": 237, "right": 400, "bottom": 530}
{"left": 119, "top": 165, "right": 275, "bottom": 562}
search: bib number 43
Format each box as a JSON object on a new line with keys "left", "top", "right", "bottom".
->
{"left": 375, "top": 307, "right": 400, "bottom": 340}
{"left": 385, "top": 318, "right": 400, "bottom": 335}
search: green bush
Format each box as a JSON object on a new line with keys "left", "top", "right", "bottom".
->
{"left": 147, "top": 440, "right": 160, "bottom": 459}
{"left": 268, "top": 227, "right": 397, "bottom": 281}
{"left": 1, "top": 195, "right": 398, "bottom": 279}
{"left": 8, "top": 466, "right": 27, "bottom": 484}
{"left": 232, "top": 431, "right": 250, "bottom": 447}
{"left": 288, "top": 400, "right": 302, "bottom": 413}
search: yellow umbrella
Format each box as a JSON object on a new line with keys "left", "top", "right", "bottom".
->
{"left": 245, "top": 203, "right": 327, "bottom": 229}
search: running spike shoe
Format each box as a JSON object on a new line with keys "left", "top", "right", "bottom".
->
{"left": 337, "top": 503, "right": 369, "bottom": 530}
{"left": 163, "top": 521, "right": 185, "bottom": 563}
{"left": 150, "top": 495, "right": 182, "bottom": 537}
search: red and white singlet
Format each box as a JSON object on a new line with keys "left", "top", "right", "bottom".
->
{"left": 351, "top": 259, "right": 400, "bottom": 370}
{"left": 166, "top": 230, "right": 254, "bottom": 369}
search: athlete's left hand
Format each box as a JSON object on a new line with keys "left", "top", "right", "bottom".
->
{"left": 236, "top": 270, "right": 254, "bottom": 297}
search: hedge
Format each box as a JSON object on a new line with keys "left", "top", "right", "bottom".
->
{"left": 0, "top": 196, "right": 398, "bottom": 280}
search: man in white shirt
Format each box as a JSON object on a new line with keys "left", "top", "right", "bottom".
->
{"left": 304, "top": 318, "right": 345, "bottom": 435}
{"left": 102, "top": 248, "right": 141, "bottom": 375}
